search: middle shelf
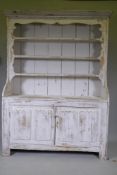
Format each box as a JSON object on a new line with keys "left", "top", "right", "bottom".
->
{"left": 14, "top": 55, "right": 100, "bottom": 61}
{"left": 13, "top": 57, "right": 100, "bottom": 77}
{"left": 15, "top": 73, "right": 99, "bottom": 79}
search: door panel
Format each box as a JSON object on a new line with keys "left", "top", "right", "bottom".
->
{"left": 10, "top": 105, "right": 54, "bottom": 146}
{"left": 56, "top": 110, "right": 78, "bottom": 145}
{"left": 55, "top": 107, "right": 100, "bottom": 147}
{"left": 33, "top": 107, "right": 54, "bottom": 145}
{"left": 10, "top": 106, "right": 32, "bottom": 142}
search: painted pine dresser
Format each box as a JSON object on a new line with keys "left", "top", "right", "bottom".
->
{"left": 2, "top": 11, "right": 111, "bottom": 159}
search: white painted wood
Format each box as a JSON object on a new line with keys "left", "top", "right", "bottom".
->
{"left": 75, "top": 63, "right": 89, "bottom": 97}
{"left": 13, "top": 25, "right": 21, "bottom": 95}
{"left": 10, "top": 106, "right": 32, "bottom": 141}
{"left": 61, "top": 25, "right": 75, "bottom": 97}
{"left": 76, "top": 24, "right": 90, "bottom": 40}
{"left": 34, "top": 24, "right": 48, "bottom": 96}
{"left": 2, "top": 100, "right": 10, "bottom": 156}
{"left": 14, "top": 55, "right": 100, "bottom": 61}
{"left": 75, "top": 24, "right": 89, "bottom": 97}
{"left": 61, "top": 61, "right": 75, "bottom": 97}
{"left": 20, "top": 24, "right": 35, "bottom": 95}
{"left": 33, "top": 107, "right": 54, "bottom": 145}
{"left": 48, "top": 24, "right": 61, "bottom": 96}
{"left": 14, "top": 37, "right": 103, "bottom": 42}
{"left": 9, "top": 105, "right": 55, "bottom": 145}
{"left": 55, "top": 107, "right": 100, "bottom": 147}
{"left": 2, "top": 14, "right": 110, "bottom": 160}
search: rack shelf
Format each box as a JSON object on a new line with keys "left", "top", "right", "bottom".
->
{"left": 14, "top": 55, "right": 100, "bottom": 61}
{"left": 14, "top": 37, "right": 103, "bottom": 43}
{"left": 15, "top": 73, "right": 99, "bottom": 79}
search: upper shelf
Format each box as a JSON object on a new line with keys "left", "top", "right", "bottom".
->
{"left": 14, "top": 55, "right": 100, "bottom": 61}
{"left": 13, "top": 37, "right": 103, "bottom": 43}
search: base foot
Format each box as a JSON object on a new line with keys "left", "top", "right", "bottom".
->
{"left": 2, "top": 149, "right": 11, "bottom": 156}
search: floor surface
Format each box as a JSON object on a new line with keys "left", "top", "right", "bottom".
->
{"left": 0, "top": 142, "right": 117, "bottom": 175}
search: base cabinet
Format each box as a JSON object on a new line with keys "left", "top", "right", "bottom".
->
{"left": 9, "top": 105, "right": 100, "bottom": 148}
{"left": 3, "top": 100, "right": 107, "bottom": 158}
{"left": 2, "top": 98, "right": 109, "bottom": 159}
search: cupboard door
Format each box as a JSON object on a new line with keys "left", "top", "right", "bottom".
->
{"left": 55, "top": 107, "right": 100, "bottom": 147}
{"left": 10, "top": 106, "right": 32, "bottom": 143}
{"left": 33, "top": 107, "right": 55, "bottom": 145}
{"left": 10, "top": 106, "right": 55, "bottom": 146}
{"left": 55, "top": 108, "right": 78, "bottom": 146}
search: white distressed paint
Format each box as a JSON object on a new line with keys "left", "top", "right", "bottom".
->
{"left": 55, "top": 107, "right": 100, "bottom": 147}
{"left": 2, "top": 13, "right": 110, "bottom": 160}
